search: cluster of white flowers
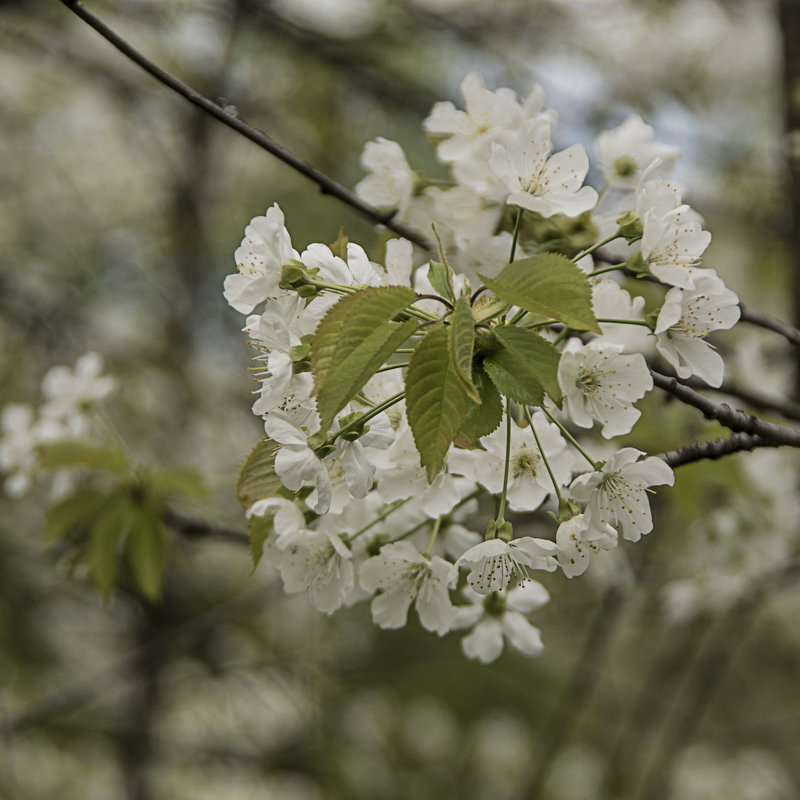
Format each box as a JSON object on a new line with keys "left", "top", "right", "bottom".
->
{"left": 224, "top": 73, "right": 741, "bottom": 664}
{"left": 0, "top": 353, "right": 116, "bottom": 497}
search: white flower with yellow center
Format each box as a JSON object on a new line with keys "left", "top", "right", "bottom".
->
{"left": 359, "top": 541, "right": 456, "bottom": 635}
{"left": 558, "top": 340, "right": 652, "bottom": 438}
{"left": 449, "top": 411, "right": 573, "bottom": 512}
{"left": 569, "top": 448, "right": 675, "bottom": 542}
{"left": 655, "top": 271, "right": 740, "bottom": 387}
{"left": 453, "top": 536, "right": 558, "bottom": 595}
{"left": 453, "top": 583, "right": 550, "bottom": 664}
{"left": 224, "top": 204, "right": 298, "bottom": 314}
{"left": 489, "top": 117, "right": 598, "bottom": 218}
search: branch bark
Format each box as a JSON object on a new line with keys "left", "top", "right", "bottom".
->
{"left": 651, "top": 370, "right": 800, "bottom": 447}
{"left": 58, "top": 0, "right": 432, "bottom": 250}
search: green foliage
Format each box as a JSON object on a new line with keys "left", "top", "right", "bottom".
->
{"left": 248, "top": 514, "right": 274, "bottom": 569}
{"left": 312, "top": 286, "right": 417, "bottom": 429}
{"left": 126, "top": 502, "right": 168, "bottom": 602}
{"left": 236, "top": 437, "right": 284, "bottom": 509}
{"left": 492, "top": 326, "right": 562, "bottom": 406}
{"left": 482, "top": 326, "right": 562, "bottom": 407}
{"left": 147, "top": 465, "right": 207, "bottom": 501}
{"left": 37, "top": 439, "right": 129, "bottom": 474}
{"left": 458, "top": 366, "right": 504, "bottom": 440}
{"left": 479, "top": 253, "right": 601, "bottom": 332}
{"left": 44, "top": 487, "right": 110, "bottom": 544}
{"left": 427, "top": 260, "right": 455, "bottom": 303}
{"left": 406, "top": 324, "right": 471, "bottom": 481}
{"left": 448, "top": 296, "right": 479, "bottom": 402}
{"left": 88, "top": 497, "right": 135, "bottom": 599}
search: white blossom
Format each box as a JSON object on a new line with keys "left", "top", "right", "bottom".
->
{"left": 224, "top": 204, "right": 297, "bottom": 314}
{"left": 558, "top": 341, "right": 653, "bottom": 438}
{"left": 40, "top": 352, "right": 116, "bottom": 436}
{"left": 655, "top": 271, "right": 740, "bottom": 386}
{"left": 596, "top": 115, "right": 680, "bottom": 189}
{"left": 355, "top": 137, "right": 416, "bottom": 217}
{"left": 555, "top": 514, "right": 617, "bottom": 578}
{"left": 453, "top": 536, "right": 558, "bottom": 595}
{"left": 489, "top": 117, "right": 598, "bottom": 218}
{"left": 449, "top": 411, "right": 573, "bottom": 512}
{"left": 359, "top": 541, "right": 456, "bottom": 635}
{"left": 642, "top": 203, "right": 712, "bottom": 289}
{"left": 278, "top": 529, "right": 354, "bottom": 614}
{"left": 570, "top": 448, "right": 675, "bottom": 542}
{"left": 453, "top": 583, "right": 550, "bottom": 664}
{"left": 423, "top": 72, "right": 547, "bottom": 165}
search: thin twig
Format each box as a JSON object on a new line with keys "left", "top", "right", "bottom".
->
{"left": 58, "top": 0, "right": 432, "bottom": 250}
{"left": 651, "top": 370, "right": 800, "bottom": 447}
{"left": 739, "top": 304, "right": 800, "bottom": 346}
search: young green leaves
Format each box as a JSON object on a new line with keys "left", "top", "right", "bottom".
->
{"left": 311, "top": 285, "right": 417, "bottom": 430}
{"left": 479, "top": 252, "right": 601, "bottom": 333}
{"left": 406, "top": 323, "right": 471, "bottom": 480}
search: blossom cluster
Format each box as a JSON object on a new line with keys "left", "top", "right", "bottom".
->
{"left": 0, "top": 353, "right": 116, "bottom": 498}
{"left": 224, "top": 73, "right": 740, "bottom": 663}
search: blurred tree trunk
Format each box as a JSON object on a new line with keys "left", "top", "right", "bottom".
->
{"left": 779, "top": 0, "right": 800, "bottom": 399}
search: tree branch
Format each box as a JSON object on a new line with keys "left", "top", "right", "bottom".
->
{"left": 651, "top": 370, "right": 800, "bottom": 447}
{"left": 679, "top": 376, "right": 800, "bottom": 422}
{"left": 658, "top": 433, "right": 771, "bottom": 468}
{"left": 58, "top": 0, "right": 432, "bottom": 250}
{"left": 739, "top": 304, "right": 800, "bottom": 347}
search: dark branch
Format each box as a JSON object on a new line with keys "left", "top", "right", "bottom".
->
{"left": 658, "top": 433, "right": 770, "bottom": 468}
{"left": 58, "top": 0, "right": 432, "bottom": 250}
{"left": 651, "top": 370, "right": 800, "bottom": 447}
{"left": 739, "top": 304, "right": 800, "bottom": 346}
{"left": 163, "top": 509, "right": 249, "bottom": 546}
{"left": 679, "top": 376, "right": 800, "bottom": 422}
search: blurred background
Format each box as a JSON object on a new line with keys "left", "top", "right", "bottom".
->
{"left": 1, "top": 0, "right": 799, "bottom": 798}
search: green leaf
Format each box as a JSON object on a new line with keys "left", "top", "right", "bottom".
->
{"left": 406, "top": 324, "right": 471, "bottom": 481}
{"left": 148, "top": 466, "right": 207, "bottom": 501}
{"left": 427, "top": 261, "right": 455, "bottom": 303}
{"left": 88, "top": 497, "right": 135, "bottom": 599}
{"left": 459, "top": 366, "right": 504, "bottom": 440}
{"left": 479, "top": 253, "right": 601, "bottom": 332}
{"left": 316, "top": 318, "right": 417, "bottom": 430}
{"left": 37, "top": 440, "right": 129, "bottom": 473}
{"left": 43, "top": 487, "right": 110, "bottom": 544}
{"left": 127, "top": 503, "right": 168, "bottom": 602}
{"left": 248, "top": 514, "right": 274, "bottom": 569}
{"left": 236, "top": 437, "right": 284, "bottom": 509}
{"left": 472, "top": 296, "right": 509, "bottom": 324}
{"left": 484, "top": 357, "right": 544, "bottom": 406}
{"left": 448, "top": 296, "right": 479, "bottom": 402}
{"left": 328, "top": 227, "right": 349, "bottom": 260}
{"left": 492, "top": 326, "right": 562, "bottom": 407}
{"left": 312, "top": 286, "right": 417, "bottom": 429}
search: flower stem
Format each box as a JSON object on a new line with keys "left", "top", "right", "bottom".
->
{"left": 425, "top": 515, "right": 443, "bottom": 556}
{"left": 509, "top": 207, "right": 524, "bottom": 263}
{"left": 541, "top": 406, "right": 602, "bottom": 471}
{"left": 350, "top": 498, "right": 410, "bottom": 540}
{"left": 331, "top": 391, "right": 405, "bottom": 442}
{"left": 572, "top": 230, "right": 622, "bottom": 262}
{"left": 393, "top": 488, "right": 483, "bottom": 542}
{"left": 596, "top": 318, "right": 653, "bottom": 328}
{"left": 375, "top": 362, "right": 410, "bottom": 373}
{"left": 524, "top": 406, "right": 563, "bottom": 504}
{"left": 495, "top": 399, "right": 513, "bottom": 527}
{"left": 588, "top": 263, "right": 627, "bottom": 277}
